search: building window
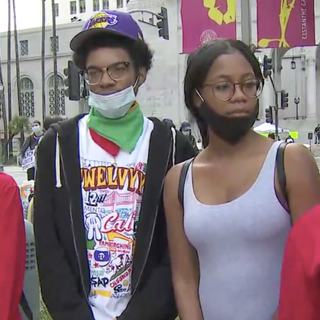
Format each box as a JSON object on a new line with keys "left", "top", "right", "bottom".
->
{"left": 48, "top": 75, "right": 65, "bottom": 115}
{"left": 102, "top": 0, "right": 109, "bottom": 9}
{"left": 70, "top": 1, "right": 77, "bottom": 14}
{"left": 54, "top": 3, "right": 59, "bottom": 17}
{"left": 20, "top": 40, "right": 29, "bottom": 56}
{"left": 50, "top": 36, "right": 59, "bottom": 52}
{"left": 80, "top": 0, "right": 86, "bottom": 13}
{"left": 20, "top": 77, "right": 35, "bottom": 117}
{"left": 116, "top": 0, "right": 123, "bottom": 8}
{"left": 93, "top": 0, "right": 99, "bottom": 11}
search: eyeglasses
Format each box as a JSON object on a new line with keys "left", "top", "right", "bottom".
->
{"left": 203, "top": 79, "right": 263, "bottom": 101}
{"left": 84, "top": 62, "right": 130, "bottom": 85}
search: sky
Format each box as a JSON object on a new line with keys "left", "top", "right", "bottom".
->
{"left": 0, "top": 0, "right": 42, "bottom": 33}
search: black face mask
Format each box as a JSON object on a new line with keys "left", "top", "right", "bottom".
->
{"left": 197, "top": 102, "right": 258, "bottom": 144}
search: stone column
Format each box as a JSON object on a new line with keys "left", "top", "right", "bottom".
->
{"left": 306, "top": 58, "right": 317, "bottom": 119}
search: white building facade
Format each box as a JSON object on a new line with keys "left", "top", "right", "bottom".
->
{"left": 0, "top": 0, "right": 320, "bottom": 141}
{"left": 46, "top": 0, "right": 127, "bottom": 25}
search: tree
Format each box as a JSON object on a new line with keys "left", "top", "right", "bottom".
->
{"left": 51, "top": 0, "right": 59, "bottom": 114}
{"left": 6, "top": 115, "right": 30, "bottom": 148}
{"left": 41, "top": 0, "right": 46, "bottom": 120}
{"left": 12, "top": 0, "right": 25, "bottom": 145}
{"left": 7, "top": 0, "right": 13, "bottom": 157}
{"left": 0, "top": 53, "right": 9, "bottom": 162}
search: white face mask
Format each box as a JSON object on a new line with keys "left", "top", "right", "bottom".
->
{"left": 89, "top": 85, "right": 136, "bottom": 119}
{"left": 32, "top": 125, "right": 41, "bottom": 133}
{"left": 182, "top": 129, "right": 190, "bottom": 136}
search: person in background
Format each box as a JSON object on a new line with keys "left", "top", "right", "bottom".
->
{"left": 284, "top": 135, "right": 294, "bottom": 143}
{"left": 34, "top": 9, "right": 196, "bottom": 320}
{"left": 0, "top": 171, "right": 26, "bottom": 320}
{"left": 179, "top": 121, "right": 198, "bottom": 150}
{"left": 164, "top": 39, "right": 320, "bottom": 320}
{"left": 163, "top": 118, "right": 176, "bottom": 129}
{"left": 20, "top": 120, "right": 43, "bottom": 180}
{"left": 268, "top": 133, "right": 275, "bottom": 140}
{"left": 34, "top": 116, "right": 65, "bottom": 173}
{"left": 43, "top": 116, "right": 65, "bottom": 132}
{"left": 279, "top": 204, "right": 320, "bottom": 320}
{"left": 314, "top": 124, "right": 320, "bottom": 144}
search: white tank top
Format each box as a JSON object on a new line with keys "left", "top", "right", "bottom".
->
{"left": 183, "top": 141, "right": 291, "bottom": 320}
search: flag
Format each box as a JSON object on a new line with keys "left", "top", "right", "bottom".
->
{"left": 257, "top": 0, "right": 315, "bottom": 48}
{"left": 181, "top": 0, "right": 237, "bottom": 53}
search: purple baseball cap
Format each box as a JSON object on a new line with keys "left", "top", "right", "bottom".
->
{"left": 70, "top": 9, "right": 144, "bottom": 51}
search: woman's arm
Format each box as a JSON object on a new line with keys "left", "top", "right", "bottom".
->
{"left": 164, "top": 164, "right": 204, "bottom": 320}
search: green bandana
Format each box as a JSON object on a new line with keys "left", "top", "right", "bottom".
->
{"left": 87, "top": 104, "right": 144, "bottom": 153}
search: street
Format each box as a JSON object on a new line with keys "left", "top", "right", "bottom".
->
{"left": 4, "top": 166, "right": 28, "bottom": 186}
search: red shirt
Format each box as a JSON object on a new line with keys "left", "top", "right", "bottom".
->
{"left": 0, "top": 172, "right": 26, "bottom": 320}
{"left": 279, "top": 204, "right": 320, "bottom": 320}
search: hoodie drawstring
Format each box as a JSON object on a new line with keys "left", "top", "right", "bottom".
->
{"left": 55, "top": 133, "right": 62, "bottom": 188}
{"left": 171, "top": 127, "right": 176, "bottom": 166}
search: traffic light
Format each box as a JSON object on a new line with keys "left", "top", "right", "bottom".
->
{"left": 262, "top": 55, "right": 272, "bottom": 78}
{"left": 280, "top": 90, "right": 289, "bottom": 109}
{"left": 265, "top": 107, "right": 273, "bottom": 124}
{"left": 156, "top": 7, "right": 169, "bottom": 40}
{"left": 63, "top": 60, "right": 80, "bottom": 101}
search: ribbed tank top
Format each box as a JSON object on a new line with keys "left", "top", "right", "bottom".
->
{"left": 184, "top": 141, "right": 291, "bottom": 320}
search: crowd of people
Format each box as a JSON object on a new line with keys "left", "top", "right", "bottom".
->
{"left": 2, "top": 8, "right": 320, "bottom": 320}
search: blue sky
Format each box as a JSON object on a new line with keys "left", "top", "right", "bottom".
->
{"left": 0, "top": 0, "right": 42, "bottom": 33}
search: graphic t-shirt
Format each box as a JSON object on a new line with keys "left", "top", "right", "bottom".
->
{"left": 78, "top": 115, "right": 154, "bottom": 320}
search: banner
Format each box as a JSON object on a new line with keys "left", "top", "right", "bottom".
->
{"left": 257, "top": 0, "right": 315, "bottom": 48}
{"left": 21, "top": 148, "right": 35, "bottom": 170}
{"left": 181, "top": 0, "right": 237, "bottom": 53}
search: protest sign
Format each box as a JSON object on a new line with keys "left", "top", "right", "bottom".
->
{"left": 21, "top": 148, "right": 35, "bottom": 170}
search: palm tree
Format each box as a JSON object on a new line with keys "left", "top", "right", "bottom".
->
{"left": 0, "top": 53, "right": 9, "bottom": 162}
{"left": 51, "top": 0, "right": 59, "bottom": 114}
{"left": 12, "top": 0, "right": 24, "bottom": 145}
{"left": 6, "top": 115, "right": 30, "bottom": 148}
{"left": 41, "top": 0, "right": 46, "bottom": 120}
{"left": 7, "top": 0, "right": 13, "bottom": 158}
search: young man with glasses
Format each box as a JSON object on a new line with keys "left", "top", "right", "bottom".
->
{"left": 34, "top": 10, "right": 196, "bottom": 320}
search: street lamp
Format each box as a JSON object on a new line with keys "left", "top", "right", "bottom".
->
{"left": 294, "top": 97, "right": 300, "bottom": 120}
{"left": 0, "top": 81, "right": 4, "bottom": 171}
{"left": 291, "top": 58, "right": 296, "bottom": 70}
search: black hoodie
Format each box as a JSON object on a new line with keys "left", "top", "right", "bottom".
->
{"left": 34, "top": 114, "right": 197, "bottom": 320}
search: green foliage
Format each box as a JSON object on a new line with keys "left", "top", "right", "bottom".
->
{"left": 8, "top": 115, "right": 30, "bottom": 136}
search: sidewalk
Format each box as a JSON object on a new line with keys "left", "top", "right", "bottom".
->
{"left": 4, "top": 165, "right": 26, "bottom": 173}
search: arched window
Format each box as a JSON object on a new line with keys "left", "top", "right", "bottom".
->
{"left": 20, "top": 77, "right": 35, "bottom": 117}
{"left": 48, "top": 74, "right": 65, "bottom": 115}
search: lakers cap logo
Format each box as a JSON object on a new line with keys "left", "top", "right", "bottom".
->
{"left": 89, "top": 12, "right": 118, "bottom": 29}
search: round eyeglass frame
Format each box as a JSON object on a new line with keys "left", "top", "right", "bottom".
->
{"left": 202, "top": 79, "right": 263, "bottom": 102}
{"left": 83, "top": 62, "right": 130, "bottom": 85}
